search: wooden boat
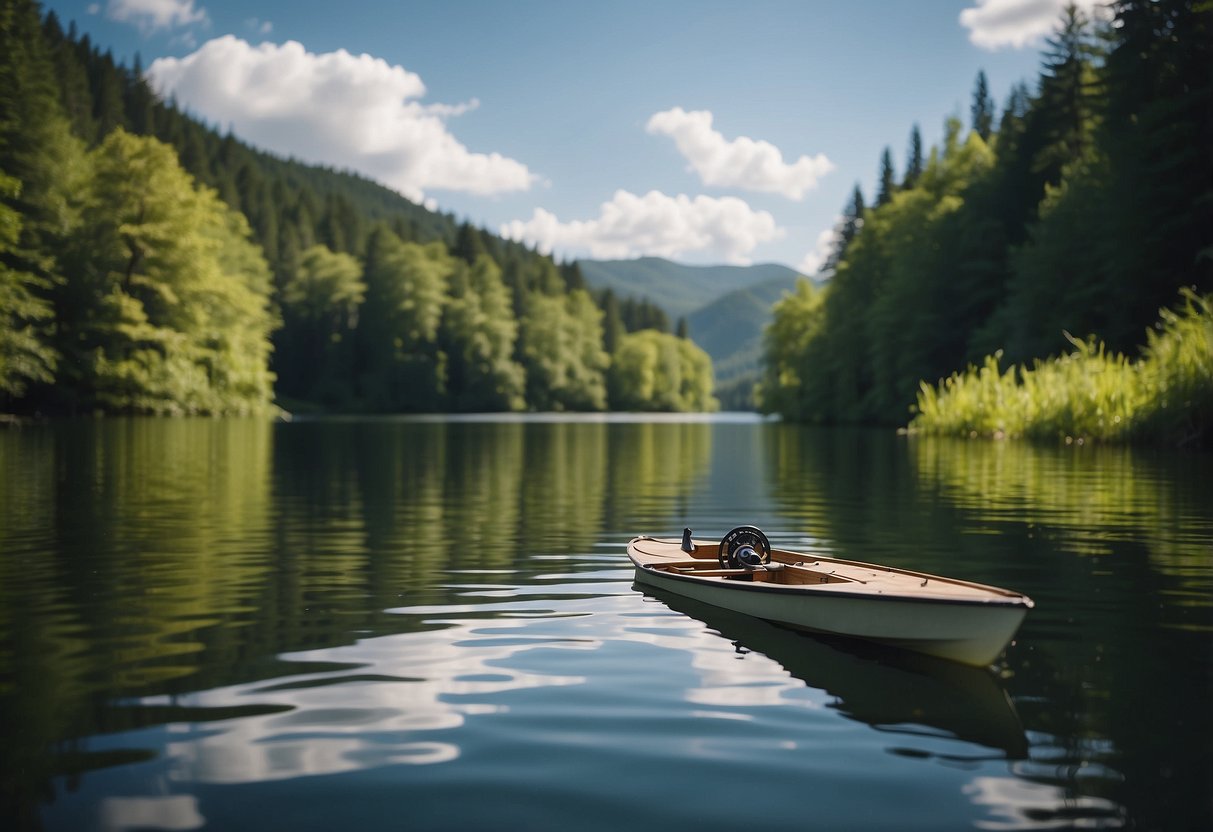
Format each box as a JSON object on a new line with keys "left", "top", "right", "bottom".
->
{"left": 627, "top": 526, "right": 1033, "bottom": 667}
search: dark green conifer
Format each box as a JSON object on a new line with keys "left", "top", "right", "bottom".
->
{"left": 875, "top": 147, "right": 896, "bottom": 207}
{"left": 970, "top": 70, "right": 995, "bottom": 140}
{"left": 904, "top": 125, "right": 923, "bottom": 188}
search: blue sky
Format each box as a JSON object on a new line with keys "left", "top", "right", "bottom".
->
{"left": 44, "top": 0, "right": 1097, "bottom": 271}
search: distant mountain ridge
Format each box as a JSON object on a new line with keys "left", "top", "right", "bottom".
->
{"left": 686, "top": 275, "right": 803, "bottom": 382}
{"left": 577, "top": 256, "right": 816, "bottom": 407}
{"left": 577, "top": 257, "right": 803, "bottom": 322}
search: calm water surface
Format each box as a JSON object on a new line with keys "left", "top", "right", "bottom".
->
{"left": 1, "top": 416, "right": 1210, "bottom": 831}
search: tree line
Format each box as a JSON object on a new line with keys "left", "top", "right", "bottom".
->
{"left": 0, "top": 0, "right": 715, "bottom": 415}
{"left": 759, "top": 1, "right": 1211, "bottom": 441}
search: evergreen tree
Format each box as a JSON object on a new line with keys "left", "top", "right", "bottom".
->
{"left": 279, "top": 244, "right": 364, "bottom": 404}
{"left": 451, "top": 221, "right": 488, "bottom": 265}
{"left": 825, "top": 185, "right": 865, "bottom": 271}
{"left": 599, "top": 288, "right": 624, "bottom": 354}
{"left": 43, "top": 10, "right": 95, "bottom": 143}
{"left": 0, "top": 0, "right": 82, "bottom": 259}
{"left": 904, "top": 124, "right": 924, "bottom": 188}
{"left": 559, "top": 260, "right": 586, "bottom": 292}
{"left": 1034, "top": 5, "right": 1101, "bottom": 180}
{"left": 875, "top": 147, "right": 896, "bottom": 207}
{"left": 124, "top": 52, "right": 155, "bottom": 135}
{"left": 0, "top": 0, "right": 82, "bottom": 405}
{"left": 357, "top": 228, "right": 450, "bottom": 410}
{"left": 971, "top": 70, "right": 995, "bottom": 140}
{"left": 90, "top": 49, "right": 124, "bottom": 139}
{"left": 2, "top": 5, "right": 731, "bottom": 415}
{"left": 1096, "top": 0, "right": 1212, "bottom": 341}
{"left": 618, "top": 297, "right": 669, "bottom": 333}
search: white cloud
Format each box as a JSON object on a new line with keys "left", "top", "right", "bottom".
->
{"left": 500, "top": 190, "right": 783, "bottom": 265}
{"left": 87, "top": 3, "right": 100, "bottom": 14}
{"left": 797, "top": 224, "right": 838, "bottom": 276}
{"left": 245, "top": 17, "right": 273, "bottom": 35}
{"left": 646, "top": 107, "right": 834, "bottom": 200}
{"left": 107, "top": 0, "right": 207, "bottom": 32}
{"left": 147, "top": 37, "right": 535, "bottom": 203}
{"left": 959, "top": 0, "right": 1107, "bottom": 50}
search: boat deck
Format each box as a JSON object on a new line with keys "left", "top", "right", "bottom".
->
{"left": 629, "top": 536, "right": 1030, "bottom": 604}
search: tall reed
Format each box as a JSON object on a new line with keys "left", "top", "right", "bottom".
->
{"left": 909, "top": 290, "right": 1212, "bottom": 445}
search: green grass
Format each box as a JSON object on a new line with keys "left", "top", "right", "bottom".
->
{"left": 908, "top": 290, "right": 1213, "bottom": 446}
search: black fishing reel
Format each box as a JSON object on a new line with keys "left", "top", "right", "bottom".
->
{"left": 718, "top": 525, "right": 771, "bottom": 569}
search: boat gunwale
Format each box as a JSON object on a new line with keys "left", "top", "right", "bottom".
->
{"left": 628, "top": 537, "right": 1035, "bottom": 610}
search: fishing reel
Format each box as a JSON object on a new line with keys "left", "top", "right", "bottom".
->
{"left": 718, "top": 525, "right": 772, "bottom": 569}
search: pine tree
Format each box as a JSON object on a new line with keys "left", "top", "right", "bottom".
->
{"left": 1034, "top": 5, "right": 1102, "bottom": 180}
{"left": 599, "top": 289, "right": 623, "bottom": 354}
{"left": 559, "top": 260, "right": 586, "bottom": 292}
{"left": 279, "top": 244, "right": 365, "bottom": 404}
{"left": 1097, "top": 0, "right": 1213, "bottom": 342}
{"left": 451, "top": 221, "right": 487, "bottom": 265}
{"left": 0, "top": 0, "right": 81, "bottom": 253}
{"left": 904, "top": 124, "right": 924, "bottom": 188}
{"left": 971, "top": 70, "right": 995, "bottom": 141}
{"left": 43, "top": 10, "right": 95, "bottom": 143}
{"left": 825, "top": 185, "right": 865, "bottom": 271}
{"left": 875, "top": 148, "right": 896, "bottom": 207}
{"left": 124, "top": 53, "right": 156, "bottom": 135}
{"left": 357, "top": 227, "right": 450, "bottom": 410}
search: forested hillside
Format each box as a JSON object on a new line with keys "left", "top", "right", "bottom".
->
{"left": 578, "top": 257, "right": 801, "bottom": 322}
{"left": 759, "top": 1, "right": 1211, "bottom": 444}
{"left": 0, "top": 0, "right": 715, "bottom": 415}
{"left": 686, "top": 275, "right": 801, "bottom": 409}
{"left": 578, "top": 257, "right": 807, "bottom": 410}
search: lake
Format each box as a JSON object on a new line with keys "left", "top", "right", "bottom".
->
{"left": 1, "top": 416, "right": 1210, "bottom": 831}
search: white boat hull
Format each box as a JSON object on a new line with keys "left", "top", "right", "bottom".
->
{"left": 628, "top": 535, "right": 1033, "bottom": 667}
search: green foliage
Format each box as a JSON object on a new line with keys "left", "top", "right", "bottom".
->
{"left": 0, "top": 173, "right": 56, "bottom": 397}
{"left": 0, "top": 0, "right": 83, "bottom": 248}
{"left": 0, "top": 0, "right": 87, "bottom": 391}
{"left": 756, "top": 278, "right": 826, "bottom": 419}
{"left": 875, "top": 147, "right": 896, "bottom": 207}
{"left": 579, "top": 257, "right": 798, "bottom": 323}
{"left": 910, "top": 291, "right": 1213, "bottom": 446}
{"left": 608, "top": 329, "right": 717, "bottom": 412}
{"left": 768, "top": 120, "right": 996, "bottom": 424}
{"left": 357, "top": 228, "right": 450, "bottom": 411}
{"left": 0, "top": 7, "right": 720, "bottom": 416}
{"left": 761, "top": 1, "right": 1211, "bottom": 444}
{"left": 520, "top": 290, "right": 609, "bottom": 411}
{"left": 278, "top": 244, "right": 363, "bottom": 405}
{"left": 970, "top": 70, "right": 994, "bottom": 141}
{"left": 283, "top": 245, "right": 364, "bottom": 325}
{"left": 441, "top": 255, "right": 525, "bottom": 412}
{"left": 56, "top": 129, "right": 276, "bottom": 414}
{"left": 686, "top": 275, "right": 801, "bottom": 391}
{"left": 824, "top": 185, "right": 864, "bottom": 272}
{"left": 904, "top": 125, "right": 923, "bottom": 189}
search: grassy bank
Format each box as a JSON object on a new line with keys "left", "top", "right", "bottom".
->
{"left": 908, "top": 290, "right": 1212, "bottom": 447}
